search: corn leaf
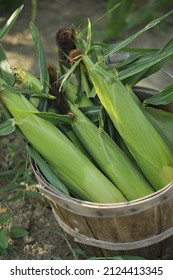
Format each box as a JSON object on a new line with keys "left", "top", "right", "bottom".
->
{"left": 144, "top": 84, "right": 173, "bottom": 105}
{"left": 60, "top": 59, "right": 81, "bottom": 90}
{"left": 0, "top": 5, "right": 23, "bottom": 40}
{"left": 29, "top": 22, "right": 49, "bottom": 93}
{"left": 86, "top": 19, "right": 92, "bottom": 52}
{"left": 1, "top": 84, "right": 55, "bottom": 101}
{"left": 118, "top": 38, "right": 173, "bottom": 85}
{"left": 81, "top": 69, "right": 93, "bottom": 98}
{"left": 27, "top": 145, "right": 69, "bottom": 195}
{"left": 104, "top": 9, "right": 173, "bottom": 58}
{"left": 29, "top": 22, "right": 49, "bottom": 111}
{"left": 81, "top": 106, "right": 101, "bottom": 122}
{"left": 33, "top": 112, "right": 73, "bottom": 125}
{"left": 143, "top": 106, "right": 173, "bottom": 152}
{"left": 116, "top": 52, "right": 152, "bottom": 72}
{"left": 1, "top": 84, "right": 47, "bottom": 97}
{"left": 141, "top": 38, "right": 173, "bottom": 78}
{"left": 0, "top": 119, "right": 15, "bottom": 136}
{"left": 0, "top": 44, "right": 14, "bottom": 86}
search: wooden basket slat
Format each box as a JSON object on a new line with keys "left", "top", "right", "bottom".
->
{"left": 52, "top": 202, "right": 103, "bottom": 256}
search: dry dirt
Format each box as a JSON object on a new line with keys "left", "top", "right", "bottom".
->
{"left": 1, "top": 0, "right": 173, "bottom": 260}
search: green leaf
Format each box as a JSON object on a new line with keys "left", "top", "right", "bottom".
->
{"left": 0, "top": 119, "right": 15, "bottom": 136}
{"left": 27, "top": 145, "right": 69, "bottom": 195}
{"left": 1, "top": 84, "right": 42, "bottom": 96}
{"left": 31, "top": 93, "right": 55, "bottom": 100}
{"left": 86, "top": 19, "right": 92, "bottom": 52}
{"left": 104, "top": 9, "right": 173, "bottom": 58}
{"left": 29, "top": 22, "right": 49, "bottom": 111}
{"left": 0, "top": 44, "right": 15, "bottom": 86}
{"left": 0, "top": 5, "right": 23, "bottom": 40}
{"left": 60, "top": 59, "right": 81, "bottom": 90}
{"left": 81, "top": 70, "right": 93, "bottom": 98}
{"left": 143, "top": 106, "right": 173, "bottom": 152}
{"left": 1, "top": 84, "right": 55, "bottom": 102}
{"left": 34, "top": 111, "right": 73, "bottom": 125}
{"left": 10, "top": 226, "right": 28, "bottom": 238}
{"left": 81, "top": 105, "right": 100, "bottom": 122}
{"left": 144, "top": 84, "right": 173, "bottom": 105}
{"left": 0, "top": 213, "right": 12, "bottom": 225}
{"left": 141, "top": 38, "right": 173, "bottom": 80}
{"left": 29, "top": 22, "right": 49, "bottom": 92}
{"left": 116, "top": 53, "right": 149, "bottom": 72}
{"left": 118, "top": 38, "right": 173, "bottom": 85}
{"left": 0, "top": 230, "right": 9, "bottom": 249}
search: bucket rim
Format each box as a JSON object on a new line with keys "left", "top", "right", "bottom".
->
{"left": 32, "top": 160, "right": 173, "bottom": 217}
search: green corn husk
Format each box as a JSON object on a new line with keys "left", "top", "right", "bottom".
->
{"left": 70, "top": 103, "right": 154, "bottom": 200}
{"left": 13, "top": 67, "right": 42, "bottom": 91}
{"left": 13, "top": 66, "right": 43, "bottom": 108}
{"left": 59, "top": 124, "right": 92, "bottom": 159}
{"left": 1, "top": 90, "right": 127, "bottom": 203}
{"left": 81, "top": 55, "right": 173, "bottom": 191}
{"left": 63, "top": 81, "right": 93, "bottom": 108}
{"left": 143, "top": 106, "right": 173, "bottom": 152}
{"left": 13, "top": 68, "right": 92, "bottom": 158}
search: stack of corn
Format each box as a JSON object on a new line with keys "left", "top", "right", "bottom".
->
{"left": 1, "top": 6, "right": 173, "bottom": 204}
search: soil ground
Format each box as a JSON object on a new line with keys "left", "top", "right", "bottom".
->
{"left": 1, "top": 0, "right": 173, "bottom": 260}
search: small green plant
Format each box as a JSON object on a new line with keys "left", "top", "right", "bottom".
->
{"left": 0, "top": 130, "right": 40, "bottom": 206}
{"left": 0, "top": 212, "right": 28, "bottom": 257}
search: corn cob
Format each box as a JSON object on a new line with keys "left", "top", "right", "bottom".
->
{"left": 81, "top": 55, "right": 173, "bottom": 190}
{"left": 1, "top": 89, "right": 127, "bottom": 203}
{"left": 70, "top": 103, "right": 154, "bottom": 200}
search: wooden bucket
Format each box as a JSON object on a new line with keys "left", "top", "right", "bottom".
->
{"left": 31, "top": 87, "right": 173, "bottom": 259}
